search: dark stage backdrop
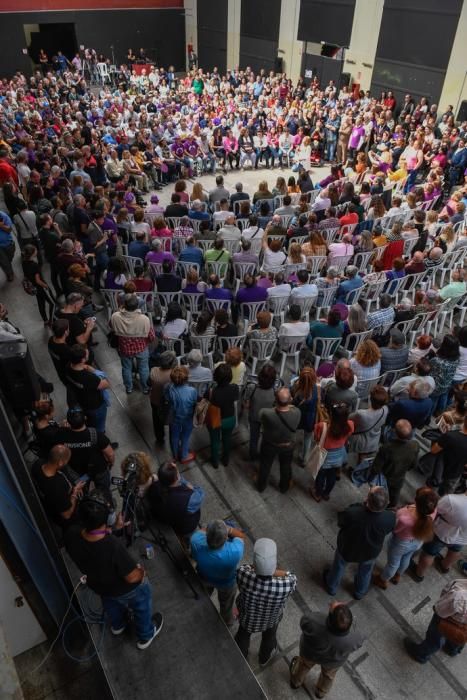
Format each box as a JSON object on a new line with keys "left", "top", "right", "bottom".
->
{"left": 197, "top": 0, "right": 228, "bottom": 74}
{"left": 371, "top": 0, "right": 463, "bottom": 107}
{"left": 0, "top": 8, "right": 186, "bottom": 76}
{"left": 239, "top": 0, "right": 281, "bottom": 73}
{"left": 297, "top": 0, "right": 355, "bottom": 47}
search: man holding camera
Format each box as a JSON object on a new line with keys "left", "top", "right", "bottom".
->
{"left": 65, "top": 490, "right": 164, "bottom": 650}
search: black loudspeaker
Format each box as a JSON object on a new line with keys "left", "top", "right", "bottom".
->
{"left": 0, "top": 340, "right": 40, "bottom": 410}
{"left": 274, "top": 56, "right": 284, "bottom": 73}
{"left": 340, "top": 72, "right": 351, "bottom": 89}
{"left": 457, "top": 100, "right": 467, "bottom": 123}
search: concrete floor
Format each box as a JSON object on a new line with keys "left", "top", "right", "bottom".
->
{"left": 4, "top": 165, "right": 467, "bottom": 700}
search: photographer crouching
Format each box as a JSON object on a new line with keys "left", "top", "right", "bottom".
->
{"left": 65, "top": 490, "right": 164, "bottom": 650}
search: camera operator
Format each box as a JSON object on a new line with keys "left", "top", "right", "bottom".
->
{"left": 31, "top": 444, "right": 84, "bottom": 527}
{"left": 147, "top": 461, "right": 205, "bottom": 546}
{"left": 54, "top": 408, "right": 115, "bottom": 491}
{"left": 65, "top": 490, "right": 164, "bottom": 650}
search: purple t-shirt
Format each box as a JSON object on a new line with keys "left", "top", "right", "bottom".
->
{"left": 236, "top": 286, "right": 268, "bottom": 304}
{"left": 206, "top": 287, "right": 233, "bottom": 301}
{"left": 349, "top": 126, "right": 365, "bottom": 149}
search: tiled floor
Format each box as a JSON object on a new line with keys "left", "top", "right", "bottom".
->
{"left": 4, "top": 166, "right": 466, "bottom": 699}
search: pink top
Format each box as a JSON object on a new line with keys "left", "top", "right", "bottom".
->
{"left": 394, "top": 504, "right": 437, "bottom": 540}
{"left": 151, "top": 227, "right": 173, "bottom": 238}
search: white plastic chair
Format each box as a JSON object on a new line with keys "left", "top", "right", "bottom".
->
{"left": 311, "top": 337, "right": 342, "bottom": 369}
{"left": 341, "top": 329, "right": 374, "bottom": 354}
{"left": 177, "top": 261, "right": 201, "bottom": 278}
{"left": 182, "top": 292, "right": 205, "bottom": 325}
{"left": 291, "top": 295, "right": 317, "bottom": 320}
{"left": 158, "top": 291, "right": 182, "bottom": 316}
{"left": 190, "top": 334, "right": 216, "bottom": 370}
{"left": 166, "top": 217, "right": 182, "bottom": 230}
{"left": 239, "top": 301, "right": 267, "bottom": 333}
{"left": 278, "top": 335, "right": 307, "bottom": 378}
{"left": 217, "top": 335, "right": 246, "bottom": 355}
{"left": 306, "top": 256, "right": 327, "bottom": 277}
{"left": 268, "top": 294, "right": 290, "bottom": 326}
{"left": 205, "top": 297, "right": 232, "bottom": 315}
{"left": 245, "top": 337, "right": 278, "bottom": 375}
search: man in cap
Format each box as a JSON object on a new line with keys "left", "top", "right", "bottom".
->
{"left": 235, "top": 538, "right": 297, "bottom": 666}
{"left": 191, "top": 519, "right": 245, "bottom": 625}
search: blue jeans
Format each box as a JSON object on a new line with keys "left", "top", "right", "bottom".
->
{"left": 381, "top": 535, "right": 421, "bottom": 580}
{"left": 102, "top": 579, "right": 154, "bottom": 641}
{"left": 86, "top": 402, "right": 108, "bottom": 434}
{"left": 326, "top": 550, "right": 376, "bottom": 598}
{"left": 169, "top": 416, "right": 193, "bottom": 460}
{"left": 326, "top": 140, "right": 337, "bottom": 161}
{"left": 269, "top": 147, "right": 282, "bottom": 165}
{"left": 404, "top": 169, "right": 418, "bottom": 193}
{"left": 121, "top": 348, "right": 150, "bottom": 391}
{"left": 431, "top": 392, "right": 449, "bottom": 413}
{"left": 412, "top": 613, "right": 464, "bottom": 661}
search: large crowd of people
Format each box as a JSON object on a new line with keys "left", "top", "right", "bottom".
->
{"left": 1, "top": 51, "right": 467, "bottom": 696}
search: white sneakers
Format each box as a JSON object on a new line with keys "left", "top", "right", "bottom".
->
{"left": 136, "top": 612, "right": 164, "bottom": 650}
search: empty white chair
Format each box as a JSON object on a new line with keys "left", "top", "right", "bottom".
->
{"left": 278, "top": 335, "right": 307, "bottom": 378}
{"left": 245, "top": 337, "right": 278, "bottom": 375}
{"left": 182, "top": 292, "right": 205, "bottom": 325}
{"left": 268, "top": 294, "right": 290, "bottom": 326}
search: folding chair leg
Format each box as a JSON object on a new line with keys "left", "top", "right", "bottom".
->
{"left": 279, "top": 352, "right": 287, "bottom": 378}
{"left": 251, "top": 357, "right": 257, "bottom": 375}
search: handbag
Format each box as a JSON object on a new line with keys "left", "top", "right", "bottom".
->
{"left": 193, "top": 390, "right": 221, "bottom": 429}
{"left": 315, "top": 385, "right": 329, "bottom": 424}
{"left": 107, "top": 330, "right": 119, "bottom": 348}
{"left": 438, "top": 617, "right": 467, "bottom": 646}
{"left": 306, "top": 422, "right": 328, "bottom": 480}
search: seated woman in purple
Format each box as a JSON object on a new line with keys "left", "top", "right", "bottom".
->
{"left": 103, "top": 256, "right": 128, "bottom": 289}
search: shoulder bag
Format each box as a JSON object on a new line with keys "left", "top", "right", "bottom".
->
{"left": 438, "top": 618, "right": 467, "bottom": 646}
{"left": 306, "top": 422, "right": 328, "bottom": 479}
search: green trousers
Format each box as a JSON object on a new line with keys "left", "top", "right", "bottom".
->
{"left": 208, "top": 415, "right": 236, "bottom": 467}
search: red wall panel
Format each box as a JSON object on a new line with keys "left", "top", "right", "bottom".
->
{"left": 0, "top": 0, "right": 182, "bottom": 11}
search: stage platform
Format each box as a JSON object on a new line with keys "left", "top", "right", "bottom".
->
{"left": 64, "top": 525, "right": 266, "bottom": 700}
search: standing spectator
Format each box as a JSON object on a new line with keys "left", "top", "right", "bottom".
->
{"left": 164, "top": 365, "right": 197, "bottom": 464}
{"left": 21, "top": 244, "right": 55, "bottom": 326}
{"left": 207, "top": 363, "right": 240, "bottom": 468}
{"left": 323, "top": 486, "right": 395, "bottom": 599}
{"left": 65, "top": 344, "right": 109, "bottom": 433}
{"left": 430, "top": 415, "right": 467, "bottom": 495}
{"left": 235, "top": 538, "right": 297, "bottom": 665}
{"left": 245, "top": 364, "right": 277, "bottom": 459}
{"left": 289, "top": 603, "right": 364, "bottom": 695}
{"left": 31, "top": 445, "right": 81, "bottom": 527}
{"left": 404, "top": 579, "right": 467, "bottom": 663}
{"left": 371, "top": 419, "right": 419, "bottom": 507}
{"left": 191, "top": 520, "right": 245, "bottom": 625}
{"left": 65, "top": 491, "right": 164, "bottom": 650}
{"left": 411, "top": 492, "right": 467, "bottom": 582}
{"left": 0, "top": 209, "right": 16, "bottom": 282}
{"left": 110, "top": 294, "right": 155, "bottom": 394}
{"left": 257, "top": 387, "right": 301, "bottom": 493}
{"left": 348, "top": 385, "right": 389, "bottom": 463}
{"left": 310, "top": 403, "right": 354, "bottom": 502}
{"left": 429, "top": 335, "right": 460, "bottom": 413}
{"left": 373, "top": 487, "right": 439, "bottom": 589}
{"left": 149, "top": 351, "right": 177, "bottom": 445}
{"left": 291, "top": 366, "right": 319, "bottom": 461}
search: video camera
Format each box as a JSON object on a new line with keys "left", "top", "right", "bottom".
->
{"left": 111, "top": 457, "right": 139, "bottom": 496}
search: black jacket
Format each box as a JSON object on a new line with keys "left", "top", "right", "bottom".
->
{"left": 336, "top": 503, "right": 395, "bottom": 562}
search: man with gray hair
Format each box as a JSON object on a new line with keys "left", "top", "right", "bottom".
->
{"left": 230, "top": 181, "right": 250, "bottom": 212}
{"left": 235, "top": 538, "right": 297, "bottom": 666}
{"left": 218, "top": 213, "right": 242, "bottom": 240}
{"left": 110, "top": 294, "right": 155, "bottom": 394}
{"left": 371, "top": 419, "right": 419, "bottom": 507}
{"left": 424, "top": 246, "right": 444, "bottom": 270}
{"left": 186, "top": 349, "right": 213, "bottom": 390}
{"left": 191, "top": 519, "right": 245, "bottom": 625}
{"left": 188, "top": 199, "right": 210, "bottom": 221}
{"left": 336, "top": 264, "right": 363, "bottom": 303}
{"left": 324, "top": 486, "right": 395, "bottom": 599}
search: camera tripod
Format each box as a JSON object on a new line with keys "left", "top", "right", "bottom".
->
{"left": 119, "top": 485, "right": 199, "bottom": 600}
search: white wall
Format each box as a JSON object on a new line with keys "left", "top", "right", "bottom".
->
{"left": 278, "top": 0, "right": 303, "bottom": 82}
{"left": 227, "top": 0, "right": 241, "bottom": 70}
{"left": 439, "top": 0, "right": 467, "bottom": 115}
{"left": 184, "top": 0, "right": 197, "bottom": 71}
{"left": 344, "top": 0, "right": 384, "bottom": 90}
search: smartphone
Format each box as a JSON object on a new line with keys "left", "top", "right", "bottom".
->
{"left": 78, "top": 474, "right": 90, "bottom": 484}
